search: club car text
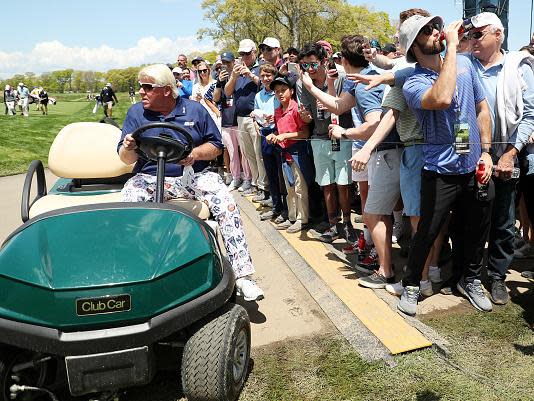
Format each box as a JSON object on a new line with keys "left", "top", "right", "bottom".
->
{"left": 76, "top": 294, "right": 131, "bottom": 316}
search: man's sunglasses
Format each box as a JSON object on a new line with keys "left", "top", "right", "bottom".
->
{"left": 468, "top": 30, "right": 489, "bottom": 40}
{"left": 197, "top": 69, "right": 210, "bottom": 74}
{"left": 300, "top": 62, "right": 320, "bottom": 70}
{"left": 419, "top": 23, "right": 442, "bottom": 36}
{"left": 138, "top": 82, "right": 165, "bottom": 91}
{"left": 239, "top": 51, "right": 253, "bottom": 56}
{"left": 262, "top": 46, "right": 277, "bottom": 52}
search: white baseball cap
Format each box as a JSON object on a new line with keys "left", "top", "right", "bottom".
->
{"left": 399, "top": 14, "right": 444, "bottom": 63}
{"left": 238, "top": 39, "right": 256, "bottom": 53}
{"left": 471, "top": 12, "right": 504, "bottom": 30}
{"left": 172, "top": 67, "right": 183, "bottom": 74}
{"left": 261, "top": 37, "right": 280, "bottom": 49}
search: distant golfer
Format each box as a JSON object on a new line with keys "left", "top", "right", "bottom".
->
{"left": 100, "top": 83, "right": 118, "bottom": 118}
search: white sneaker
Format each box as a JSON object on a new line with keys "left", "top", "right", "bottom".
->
{"left": 238, "top": 180, "right": 252, "bottom": 192}
{"left": 428, "top": 266, "right": 442, "bottom": 283}
{"left": 392, "top": 221, "right": 403, "bottom": 244}
{"left": 235, "top": 278, "right": 264, "bottom": 302}
{"left": 420, "top": 280, "right": 433, "bottom": 297}
{"left": 228, "top": 178, "right": 242, "bottom": 191}
{"left": 385, "top": 281, "right": 403, "bottom": 296}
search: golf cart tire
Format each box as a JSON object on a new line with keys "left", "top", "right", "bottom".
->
{"left": 181, "top": 303, "right": 250, "bottom": 401}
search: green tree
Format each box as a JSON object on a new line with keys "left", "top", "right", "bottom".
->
{"left": 198, "top": 0, "right": 396, "bottom": 51}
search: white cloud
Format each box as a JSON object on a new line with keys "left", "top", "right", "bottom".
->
{"left": 0, "top": 36, "right": 217, "bottom": 78}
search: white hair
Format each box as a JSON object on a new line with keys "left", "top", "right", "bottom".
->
{"left": 488, "top": 24, "right": 505, "bottom": 45}
{"left": 138, "top": 64, "right": 179, "bottom": 98}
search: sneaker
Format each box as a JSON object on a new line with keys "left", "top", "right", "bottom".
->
{"left": 273, "top": 214, "right": 286, "bottom": 224}
{"left": 259, "top": 210, "right": 275, "bottom": 221}
{"left": 456, "top": 278, "right": 492, "bottom": 312}
{"left": 342, "top": 222, "right": 357, "bottom": 242}
{"left": 521, "top": 270, "right": 534, "bottom": 281}
{"left": 287, "top": 220, "right": 307, "bottom": 233}
{"left": 420, "top": 279, "right": 433, "bottom": 297}
{"left": 398, "top": 286, "right": 420, "bottom": 316}
{"left": 489, "top": 279, "right": 509, "bottom": 305}
{"left": 276, "top": 220, "right": 293, "bottom": 230}
{"left": 385, "top": 281, "right": 404, "bottom": 296}
{"left": 342, "top": 241, "right": 358, "bottom": 255}
{"left": 227, "top": 178, "right": 242, "bottom": 191}
{"left": 428, "top": 266, "right": 442, "bottom": 283}
{"left": 238, "top": 180, "right": 252, "bottom": 193}
{"left": 514, "top": 243, "right": 534, "bottom": 259}
{"left": 356, "top": 247, "right": 379, "bottom": 273}
{"left": 358, "top": 271, "right": 395, "bottom": 289}
{"left": 224, "top": 173, "right": 233, "bottom": 185}
{"left": 260, "top": 198, "right": 273, "bottom": 207}
{"left": 319, "top": 225, "right": 339, "bottom": 243}
{"left": 392, "top": 221, "right": 403, "bottom": 244}
{"left": 252, "top": 191, "right": 269, "bottom": 203}
{"left": 235, "top": 278, "right": 264, "bottom": 301}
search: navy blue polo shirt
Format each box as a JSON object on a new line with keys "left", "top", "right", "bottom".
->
{"left": 234, "top": 63, "right": 260, "bottom": 117}
{"left": 119, "top": 97, "right": 223, "bottom": 177}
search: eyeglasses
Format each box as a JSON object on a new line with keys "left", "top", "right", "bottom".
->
{"left": 468, "top": 30, "right": 489, "bottom": 41}
{"left": 419, "top": 23, "right": 442, "bottom": 36}
{"left": 138, "top": 82, "right": 165, "bottom": 91}
{"left": 239, "top": 51, "right": 253, "bottom": 56}
{"left": 262, "top": 46, "right": 277, "bottom": 52}
{"left": 300, "top": 62, "right": 320, "bottom": 70}
{"left": 197, "top": 69, "right": 209, "bottom": 74}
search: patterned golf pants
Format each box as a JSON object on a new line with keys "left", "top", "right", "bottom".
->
{"left": 121, "top": 167, "right": 254, "bottom": 279}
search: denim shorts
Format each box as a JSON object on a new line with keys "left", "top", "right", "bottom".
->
{"left": 310, "top": 139, "right": 352, "bottom": 186}
{"left": 400, "top": 145, "right": 424, "bottom": 217}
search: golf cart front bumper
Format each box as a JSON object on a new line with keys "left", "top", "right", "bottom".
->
{"left": 0, "top": 258, "right": 235, "bottom": 356}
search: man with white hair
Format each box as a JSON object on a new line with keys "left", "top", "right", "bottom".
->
{"left": 397, "top": 15, "right": 493, "bottom": 316}
{"left": 117, "top": 64, "right": 264, "bottom": 302}
{"left": 466, "top": 12, "right": 534, "bottom": 304}
{"left": 16, "top": 82, "right": 30, "bottom": 117}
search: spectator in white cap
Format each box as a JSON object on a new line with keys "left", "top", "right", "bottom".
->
{"left": 464, "top": 12, "right": 534, "bottom": 305}
{"left": 260, "top": 37, "right": 282, "bottom": 68}
{"left": 224, "top": 39, "right": 270, "bottom": 201}
{"left": 16, "top": 82, "right": 30, "bottom": 117}
{"left": 172, "top": 66, "right": 192, "bottom": 99}
{"left": 397, "top": 14, "right": 493, "bottom": 316}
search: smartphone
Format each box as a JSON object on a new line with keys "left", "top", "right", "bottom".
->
{"left": 235, "top": 58, "right": 242, "bottom": 66}
{"left": 328, "top": 58, "right": 338, "bottom": 78}
{"left": 220, "top": 65, "right": 227, "bottom": 73}
{"left": 288, "top": 62, "right": 298, "bottom": 74}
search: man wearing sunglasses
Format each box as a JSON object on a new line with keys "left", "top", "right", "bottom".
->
{"left": 259, "top": 37, "right": 283, "bottom": 68}
{"left": 465, "top": 12, "right": 534, "bottom": 305}
{"left": 397, "top": 15, "right": 493, "bottom": 315}
{"left": 224, "top": 39, "right": 270, "bottom": 201}
{"left": 118, "top": 64, "right": 264, "bottom": 302}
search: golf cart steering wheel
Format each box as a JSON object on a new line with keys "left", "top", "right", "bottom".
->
{"left": 130, "top": 122, "right": 194, "bottom": 163}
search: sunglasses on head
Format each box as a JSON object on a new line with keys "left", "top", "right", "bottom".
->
{"left": 468, "top": 30, "right": 489, "bottom": 40}
{"left": 300, "top": 61, "right": 320, "bottom": 70}
{"left": 419, "top": 22, "right": 442, "bottom": 36}
{"left": 239, "top": 51, "right": 253, "bottom": 56}
{"left": 197, "top": 69, "right": 209, "bottom": 74}
{"left": 138, "top": 81, "right": 165, "bottom": 91}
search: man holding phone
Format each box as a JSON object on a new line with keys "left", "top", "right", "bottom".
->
{"left": 225, "top": 39, "right": 269, "bottom": 201}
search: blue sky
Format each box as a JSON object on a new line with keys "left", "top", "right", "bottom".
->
{"left": 0, "top": 0, "right": 532, "bottom": 77}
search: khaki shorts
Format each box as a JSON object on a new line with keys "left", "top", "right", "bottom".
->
{"left": 365, "top": 148, "right": 402, "bottom": 215}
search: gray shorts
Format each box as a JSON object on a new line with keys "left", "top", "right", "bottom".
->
{"left": 365, "top": 148, "right": 402, "bottom": 215}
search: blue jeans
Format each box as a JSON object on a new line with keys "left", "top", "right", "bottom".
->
{"left": 262, "top": 145, "right": 287, "bottom": 216}
{"left": 487, "top": 177, "right": 517, "bottom": 281}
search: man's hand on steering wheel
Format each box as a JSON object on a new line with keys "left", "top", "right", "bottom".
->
{"left": 122, "top": 134, "right": 138, "bottom": 151}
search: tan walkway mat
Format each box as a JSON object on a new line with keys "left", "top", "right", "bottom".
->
{"left": 277, "top": 228, "right": 432, "bottom": 354}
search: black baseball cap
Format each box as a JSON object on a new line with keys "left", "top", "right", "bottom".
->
{"left": 270, "top": 74, "right": 297, "bottom": 90}
{"left": 220, "top": 51, "right": 235, "bottom": 62}
{"left": 191, "top": 56, "right": 204, "bottom": 65}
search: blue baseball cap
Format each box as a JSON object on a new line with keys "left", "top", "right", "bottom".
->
{"left": 220, "top": 51, "right": 235, "bottom": 62}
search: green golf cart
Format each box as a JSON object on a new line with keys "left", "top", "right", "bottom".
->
{"left": 0, "top": 122, "right": 250, "bottom": 401}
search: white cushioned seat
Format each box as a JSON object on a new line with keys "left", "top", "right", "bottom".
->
{"left": 29, "top": 122, "right": 210, "bottom": 220}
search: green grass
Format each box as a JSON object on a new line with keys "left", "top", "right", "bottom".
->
{"left": 241, "top": 294, "right": 534, "bottom": 401}
{"left": 0, "top": 93, "right": 132, "bottom": 176}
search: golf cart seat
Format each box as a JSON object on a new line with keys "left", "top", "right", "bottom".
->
{"left": 26, "top": 122, "right": 210, "bottom": 221}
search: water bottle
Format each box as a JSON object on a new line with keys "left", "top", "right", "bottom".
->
{"left": 476, "top": 159, "right": 489, "bottom": 201}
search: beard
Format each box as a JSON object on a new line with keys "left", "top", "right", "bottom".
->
{"left": 419, "top": 39, "right": 445, "bottom": 56}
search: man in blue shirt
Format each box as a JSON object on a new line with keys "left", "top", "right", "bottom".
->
{"left": 172, "top": 67, "right": 192, "bottom": 99}
{"left": 466, "top": 12, "right": 534, "bottom": 305}
{"left": 224, "top": 39, "right": 268, "bottom": 199}
{"left": 398, "top": 15, "right": 493, "bottom": 315}
{"left": 118, "top": 64, "right": 264, "bottom": 302}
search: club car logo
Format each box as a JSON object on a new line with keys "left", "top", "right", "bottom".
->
{"left": 76, "top": 295, "right": 131, "bottom": 316}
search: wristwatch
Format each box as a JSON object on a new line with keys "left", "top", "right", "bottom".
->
{"left": 481, "top": 147, "right": 491, "bottom": 154}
